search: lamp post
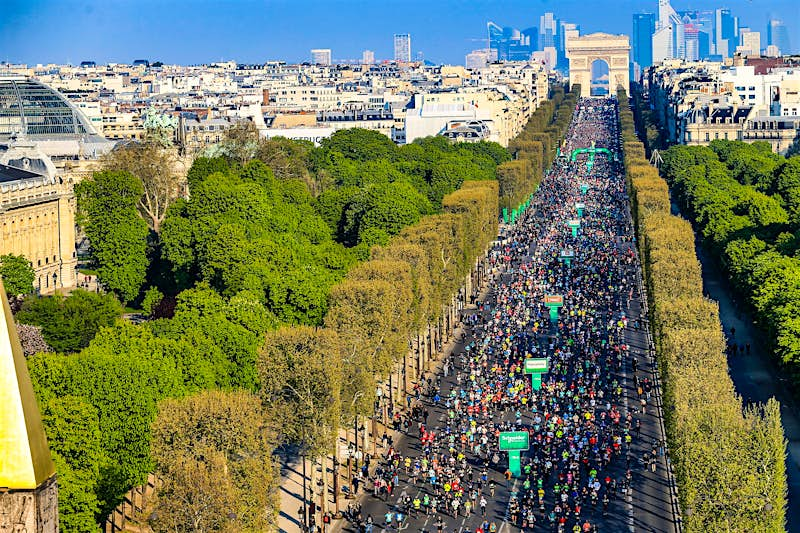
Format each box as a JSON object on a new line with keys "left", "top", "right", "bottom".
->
{"left": 374, "top": 386, "right": 384, "bottom": 456}
{"left": 301, "top": 453, "right": 308, "bottom": 531}
{"left": 387, "top": 374, "right": 394, "bottom": 420}
{"left": 350, "top": 391, "right": 363, "bottom": 470}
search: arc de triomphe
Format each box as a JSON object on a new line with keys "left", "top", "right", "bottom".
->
{"left": 566, "top": 33, "right": 630, "bottom": 98}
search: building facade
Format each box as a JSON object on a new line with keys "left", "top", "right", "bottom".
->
{"left": 0, "top": 157, "right": 78, "bottom": 294}
{"left": 310, "top": 49, "right": 332, "bottom": 66}
{"left": 646, "top": 59, "right": 800, "bottom": 155}
{"left": 632, "top": 13, "right": 656, "bottom": 81}
{"left": 393, "top": 34, "right": 411, "bottom": 62}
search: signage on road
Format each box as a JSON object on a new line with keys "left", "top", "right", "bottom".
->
{"left": 499, "top": 431, "right": 530, "bottom": 451}
{"left": 544, "top": 294, "right": 563, "bottom": 306}
{"left": 524, "top": 358, "right": 549, "bottom": 373}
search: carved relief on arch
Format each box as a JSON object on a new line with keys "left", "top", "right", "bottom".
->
{"left": 611, "top": 56, "right": 628, "bottom": 67}
{"left": 587, "top": 56, "right": 612, "bottom": 68}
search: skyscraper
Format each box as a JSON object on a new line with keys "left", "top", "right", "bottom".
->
{"left": 393, "top": 34, "right": 411, "bottom": 62}
{"left": 714, "top": 9, "right": 738, "bottom": 58}
{"left": 738, "top": 28, "right": 761, "bottom": 56}
{"left": 362, "top": 50, "right": 375, "bottom": 65}
{"left": 539, "top": 12, "right": 558, "bottom": 50}
{"left": 488, "top": 21, "right": 536, "bottom": 62}
{"left": 522, "top": 27, "right": 539, "bottom": 52}
{"left": 310, "top": 48, "right": 332, "bottom": 65}
{"left": 557, "top": 22, "right": 578, "bottom": 72}
{"left": 632, "top": 12, "right": 655, "bottom": 76}
{"left": 767, "top": 19, "right": 791, "bottom": 55}
{"left": 684, "top": 23, "right": 700, "bottom": 61}
{"left": 652, "top": 0, "right": 683, "bottom": 63}
{"left": 465, "top": 49, "right": 496, "bottom": 69}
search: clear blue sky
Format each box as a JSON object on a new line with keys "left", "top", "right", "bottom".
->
{"left": 1, "top": 0, "right": 798, "bottom": 65}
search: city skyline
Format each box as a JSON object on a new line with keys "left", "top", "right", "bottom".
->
{"left": 2, "top": 0, "right": 798, "bottom": 66}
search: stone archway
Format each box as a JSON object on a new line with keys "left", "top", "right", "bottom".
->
{"left": 566, "top": 33, "right": 630, "bottom": 98}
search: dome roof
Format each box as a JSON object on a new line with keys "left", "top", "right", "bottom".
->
{"left": 0, "top": 77, "right": 113, "bottom": 157}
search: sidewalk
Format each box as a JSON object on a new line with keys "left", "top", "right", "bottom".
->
{"left": 697, "top": 246, "right": 800, "bottom": 532}
{"left": 275, "top": 269, "right": 499, "bottom": 533}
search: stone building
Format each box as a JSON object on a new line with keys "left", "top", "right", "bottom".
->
{"left": 0, "top": 145, "right": 78, "bottom": 294}
{"left": 0, "top": 76, "right": 113, "bottom": 293}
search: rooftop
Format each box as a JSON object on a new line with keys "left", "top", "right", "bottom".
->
{"left": 0, "top": 162, "right": 41, "bottom": 184}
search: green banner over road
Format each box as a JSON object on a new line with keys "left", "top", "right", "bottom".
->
{"left": 524, "top": 358, "right": 549, "bottom": 373}
{"left": 499, "top": 431, "right": 529, "bottom": 478}
{"left": 499, "top": 431, "right": 530, "bottom": 451}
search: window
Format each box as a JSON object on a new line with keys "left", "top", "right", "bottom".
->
{"left": 705, "top": 132, "right": 710, "bottom": 141}
{"left": 715, "top": 132, "right": 719, "bottom": 140}
{"left": 724, "top": 132, "right": 728, "bottom": 140}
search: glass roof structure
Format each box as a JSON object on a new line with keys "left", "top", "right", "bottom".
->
{"left": 0, "top": 77, "right": 101, "bottom": 142}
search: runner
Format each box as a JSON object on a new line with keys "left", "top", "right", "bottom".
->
{"left": 343, "top": 96, "right": 652, "bottom": 533}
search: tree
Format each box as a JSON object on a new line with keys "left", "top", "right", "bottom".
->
{"left": 16, "top": 290, "right": 123, "bottom": 353}
{"left": 342, "top": 182, "right": 433, "bottom": 245}
{"left": 150, "top": 390, "right": 279, "bottom": 533}
{"left": 186, "top": 156, "right": 231, "bottom": 191}
{"left": 76, "top": 170, "right": 149, "bottom": 302}
{"left": 0, "top": 253, "right": 35, "bottom": 297}
{"left": 41, "top": 395, "right": 105, "bottom": 533}
{"left": 258, "top": 326, "right": 342, "bottom": 457}
{"left": 142, "top": 286, "right": 164, "bottom": 318}
{"left": 320, "top": 128, "right": 398, "bottom": 163}
{"left": 100, "top": 141, "right": 184, "bottom": 233}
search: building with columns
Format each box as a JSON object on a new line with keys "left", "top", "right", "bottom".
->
{"left": 0, "top": 150, "right": 78, "bottom": 294}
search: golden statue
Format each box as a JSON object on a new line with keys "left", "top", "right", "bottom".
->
{"left": 0, "top": 278, "right": 58, "bottom": 532}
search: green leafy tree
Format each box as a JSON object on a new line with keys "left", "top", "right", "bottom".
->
{"left": 258, "top": 325, "right": 342, "bottom": 501}
{"left": 150, "top": 390, "right": 280, "bottom": 533}
{"left": 342, "top": 182, "right": 433, "bottom": 245}
{"left": 141, "top": 286, "right": 164, "bottom": 317}
{"left": 100, "top": 141, "right": 184, "bottom": 233}
{"left": 320, "top": 128, "right": 398, "bottom": 163}
{"left": 76, "top": 170, "right": 149, "bottom": 302}
{"left": 0, "top": 253, "right": 35, "bottom": 297}
{"left": 16, "top": 290, "right": 123, "bottom": 353}
{"left": 41, "top": 395, "right": 105, "bottom": 532}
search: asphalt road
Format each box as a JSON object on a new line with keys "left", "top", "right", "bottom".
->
{"left": 340, "top": 98, "right": 678, "bottom": 533}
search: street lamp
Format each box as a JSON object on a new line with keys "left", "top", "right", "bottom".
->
{"left": 376, "top": 385, "right": 385, "bottom": 422}
{"left": 350, "top": 391, "right": 363, "bottom": 473}
{"left": 374, "top": 386, "right": 385, "bottom": 455}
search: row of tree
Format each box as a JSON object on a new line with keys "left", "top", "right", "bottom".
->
{"left": 659, "top": 141, "right": 800, "bottom": 384}
{"left": 23, "top": 93, "right": 564, "bottom": 529}
{"left": 619, "top": 89, "right": 787, "bottom": 532}
{"left": 250, "top": 90, "right": 573, "bottom": 523}
{"left": 499, "top": 84, "right": 579, "bottom": 211}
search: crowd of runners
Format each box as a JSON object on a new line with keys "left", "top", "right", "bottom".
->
{"left": 343, "top": 97, "right": 661, "bottom": 533}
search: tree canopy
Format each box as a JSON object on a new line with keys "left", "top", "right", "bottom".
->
{"left": 0, "top": 253, "right": 35, "bottom": 297}
{"left": 75, "top": 170, "right": 149, "bottom": 302}
{"left": 16, "top": 290, "right": 123, "bottom": 353}
{"left": 621, "top": 93, "right": 787, "bottom": 532}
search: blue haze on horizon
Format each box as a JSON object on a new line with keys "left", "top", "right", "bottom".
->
{"left": 1, "top": 0, "right": 799, "bottom": 66}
